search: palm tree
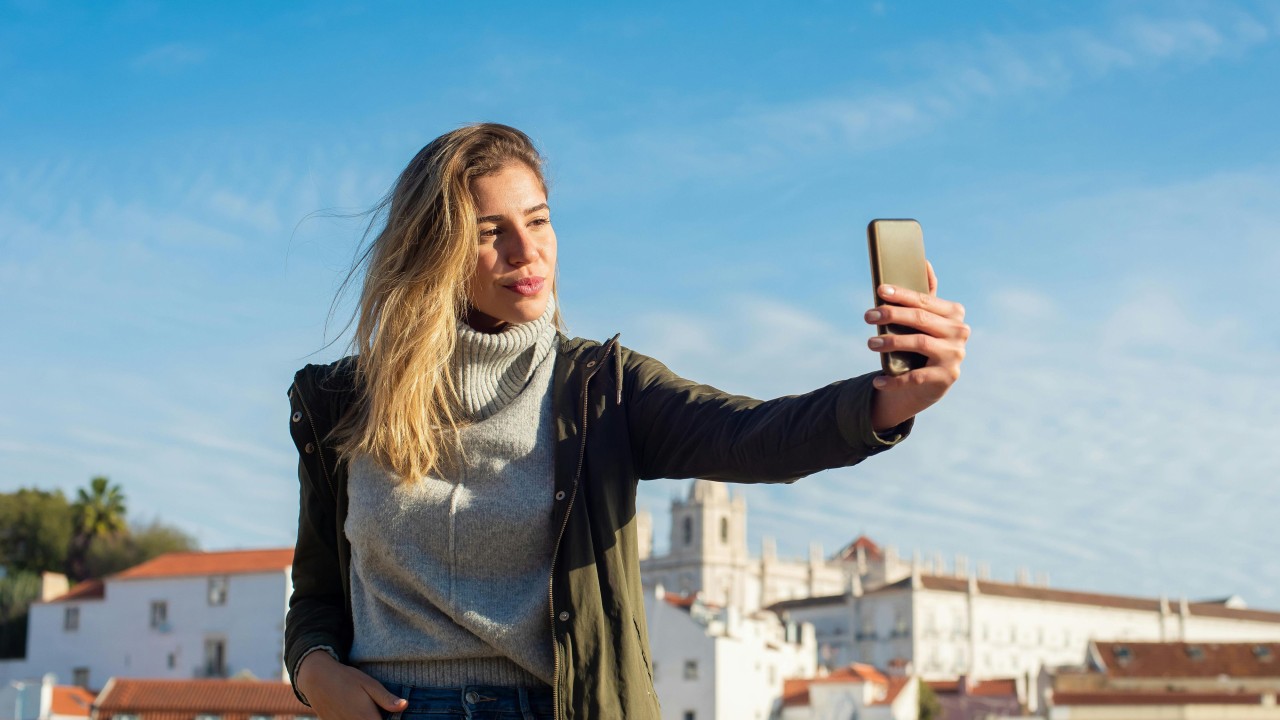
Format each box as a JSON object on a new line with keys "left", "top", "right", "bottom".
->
{"left": 66, "top": 476, "right": 127, "bottom": 582}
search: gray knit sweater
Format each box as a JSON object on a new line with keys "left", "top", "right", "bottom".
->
{"left": 344, "top": 306, "right": 559, "bottom": 688}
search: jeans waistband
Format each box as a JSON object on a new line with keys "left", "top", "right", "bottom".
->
{"left": 380, "top": 681, "right": 554, "bottom": 719}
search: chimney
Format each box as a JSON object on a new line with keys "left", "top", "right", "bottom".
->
{"left": 954, "top": 554, "right": 969, "bottom": 578}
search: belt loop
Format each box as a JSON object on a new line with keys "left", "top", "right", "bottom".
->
{"left": 518, "top": 687, "right": 534, "bottom": 719}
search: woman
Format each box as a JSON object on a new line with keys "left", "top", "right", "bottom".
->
{"left": 285, "top": 123, "right": 968, "bottom": 720}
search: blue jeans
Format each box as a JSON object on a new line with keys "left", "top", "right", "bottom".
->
{"left": 380, "top": 682, "right": 555, "bottom": 720}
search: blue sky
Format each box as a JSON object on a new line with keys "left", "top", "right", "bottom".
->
{"left": 3, "top": 1, "right": 1278, "bottom": 607}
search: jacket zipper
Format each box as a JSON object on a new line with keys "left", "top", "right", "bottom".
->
{"left": 548, "top": 341, "right": 614, "bottom": 720}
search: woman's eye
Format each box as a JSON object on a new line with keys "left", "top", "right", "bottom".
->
{"left": 479, "top": 227, "right": 499, "bottom": 238}
{"left": 530, "top": 217, "right": 551, "bottom": 227}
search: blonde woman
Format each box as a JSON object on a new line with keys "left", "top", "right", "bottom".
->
{"left": 285, "top": 123, "right": 968, "bottom": 720}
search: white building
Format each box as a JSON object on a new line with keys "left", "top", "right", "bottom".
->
{"left": 2, "top": 548, "right": 293, "bottom": 690}
{"left": 772, "top": 571, "right": 1280, "bottom": 696}
{"left": 641, "top": 478, "right": 1280, "bottom": 706}
{"left": 644, "top": 585, "right": 817, "bottom": 720}
{"left": 778, "top": 664, "right": 919, "bottom": 720}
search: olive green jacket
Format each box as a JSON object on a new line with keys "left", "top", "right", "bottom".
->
{"left": 285, "top": 334, "right": 909, "bottom": 719}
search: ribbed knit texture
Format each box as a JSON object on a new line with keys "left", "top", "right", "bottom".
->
{"left": 345, "top": 303, "right": 559, "bottom": 689}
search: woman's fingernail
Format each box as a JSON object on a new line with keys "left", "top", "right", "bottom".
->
{"left": 873, "top": 376, "right": 887, "bottom": 388}
{"left": 865, "top": 310, "right": 882, "bottom": 322}
{"left": 868, "top": 337, "right": 884, "bottom": 348}
{"left": 880, "top": 285, "right": 896, "bottom": 296}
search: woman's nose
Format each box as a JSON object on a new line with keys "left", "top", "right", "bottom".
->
{"left": 504, "top": 228, "right": 539, "bottom": 266}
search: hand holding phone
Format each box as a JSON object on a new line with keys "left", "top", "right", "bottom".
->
{"left": 863, "top": 218, "right": 970, "bottom": 431}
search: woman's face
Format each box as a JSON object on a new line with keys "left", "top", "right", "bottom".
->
{"left": 466, "top": 163, "right": 557, "bottom": 332}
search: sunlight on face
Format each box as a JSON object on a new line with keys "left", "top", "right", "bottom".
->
{"left": 467, "top": 164, "right": 557, "bottom": 332}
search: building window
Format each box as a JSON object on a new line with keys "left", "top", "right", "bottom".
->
{"left": 683, "top": 659, "right": 698, "bottom": 680}
{"left": 208, "top": 576, "right": 229, "bottom": 606}
{"left": 204, "top": 637, "right": 227, "bottom": 677}
{"left": 683, "top": 517, "right": 693, "bottom": 546}
{"left": 683, "top": 712, "right": 696, "bottom": 720}
{"left": 168, "top": 652, "right": 177, "bottom": 669}
{"left": 72, "top": 667, "right": 90, "bottom": 687}
{"left": 195, "top": 715, "right": 221, "bottom": 720}
{"left": 150, "top": 600, "right": 168, "bottom": 629}
{"left": 652, "top": 661, "right": 659, "bottom": 681}
{"left": 64, "top": 606, "right": 80, "bottom": 631}
{"left": 720, "top": 517, "right": 729, "bottom": 543}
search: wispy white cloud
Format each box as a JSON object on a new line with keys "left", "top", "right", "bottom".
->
{"left": 632, "top": 166, "right": 1280, "bottom": 607}
{"left": 601, "top": 5, "right": 1274, "bottom": 175}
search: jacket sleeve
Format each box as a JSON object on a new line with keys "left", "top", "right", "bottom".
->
{"left": 283, "top": 383, "right": 352, "bottom": 704}
{"left": 623, "top": 348, "right": 911, "bottom": 483}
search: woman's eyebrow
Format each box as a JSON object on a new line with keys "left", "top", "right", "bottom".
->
{"left": 476, "top": 203, "right": 550, "bottom": 224}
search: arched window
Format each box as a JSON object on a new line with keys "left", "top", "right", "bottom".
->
{"left": 683, "top": 517, "right": 693, "bottom": 546}
{"left": 720, "top": 517, "right": 729, "bottom": 543}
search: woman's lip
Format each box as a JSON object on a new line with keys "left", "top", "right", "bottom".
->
{"left": 504, "top": 276, "right": 545, "bottom": 297}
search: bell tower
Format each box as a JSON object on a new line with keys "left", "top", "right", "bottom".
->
{"left": 666, "top": 480, "right": 749, "bottom": 604}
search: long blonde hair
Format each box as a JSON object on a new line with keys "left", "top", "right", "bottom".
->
{"left": 331, "top": 123, "right": 564, "bottom": 479}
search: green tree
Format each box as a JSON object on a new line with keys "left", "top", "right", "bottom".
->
{"left": 66, "top": 476, "right": 128, "bottom": 582}
{"left": 0, "top": 570, "right": 41, "bottom": 658}
{"left": 86, "top": 518, "right": 199, "bottom": 578}
{"left": 918, "top": 678, "right": 943, "bottom": 720}
{"left": 0, "top": 488, "right": 73, "bottom": 574}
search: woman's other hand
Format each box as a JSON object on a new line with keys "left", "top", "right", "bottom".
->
{"left": 865, "top": 261, "right": 969, "bottom": 431}
{"left": 296, "top": 650, "right": 408, "bottom": 720}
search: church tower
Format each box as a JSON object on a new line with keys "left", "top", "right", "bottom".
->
{"left": 663, "top": 479, "right": 749, "bottom": 605}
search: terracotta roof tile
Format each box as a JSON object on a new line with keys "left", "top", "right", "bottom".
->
{"left": 781, "top": 678, "right": 811, "bottom": 707}
{"left": 915, "top": 575, "right": 1280, "bottom": 623}
{"left": 111, "top": 549, "right": 293, "bottom": 581}
{"left": 871, "top": 676, "right": 911, "bottom": 706}
{"left": 1053, "top": 691, "right": 1266, "bottom": 706}
{"left": 1092, "top": 641, "right": 1280, "bottom": 679}
{"left": 834, "top": 535, "right": 884, "bottom": 562}
{"left": 811, "top": 663, "right": 888, "bottom": 686}
{"left": 51, "top": 685, "right": 96, "bottom": 716}
{"left": 663, "top": 592, "right": 697, "bottom": 609}
{"left": 96, "top": 679, "right": 310, "bottom": 715}
{"left": 969, "top": 679, "right": 1018, "bottom": 697}
{"left": 47, "top": 579, "right": 105, "bottom": 603}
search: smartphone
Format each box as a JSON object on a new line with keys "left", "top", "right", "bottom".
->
{"left": 867, "top": 219, "right": 930, "bottom": 376}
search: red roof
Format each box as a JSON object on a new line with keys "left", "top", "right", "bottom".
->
{"left": 871, "top": 676, "right": 911, "bottom": 706}
{"left": 781, "top": 678, "right": 811, "bottom": 707}
{"left": 112, "top": 549, "right": 294, "bottom": 581}
{"left": 663, "top": 592, "right": 698, "bottom": 609}
{"left": 1092, "top": 641, "right": 1280, "bottom": 679}
{"left": 48, "top": 578, "right": 105, "bottom": 603}
{"left": 51, "top": 685, "right": 96, "bottom": 717}
{"left": 969, "top": 678, "right": 1018, "bottom": 696}
{"left": 1053, "top": 690, "right": 1266, "bottom": 706}
{"left": 835, "top": 535, "right": 884, "bottom": 562}
{"left": 811, "top": 663, "right": 888, "bottom": 686}
{"left": 96, "top": 679, "right": 311, "bottom": 716}
{"left": 925, "top": 677, "right": 1019, "bottom": 697}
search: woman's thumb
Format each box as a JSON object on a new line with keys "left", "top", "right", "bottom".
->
{"left": 365, "top": 680, "right": 408, "bottom": 712}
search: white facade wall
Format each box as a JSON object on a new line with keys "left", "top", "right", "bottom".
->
{"left": 644, "top": 589, "right": 815, "bottom": 720}
{"left": 782, "top": 581, "right": 1280, "bottom": 688}
{"left": 646, "top": 596, "right": 716, "bottom": 720}
{"left": 20, "top": 569, "right": 291, "bottom": 688}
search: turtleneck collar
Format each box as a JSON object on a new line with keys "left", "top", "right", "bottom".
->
{"left": 452, "top": 299, "right": 558, "bottom": 421}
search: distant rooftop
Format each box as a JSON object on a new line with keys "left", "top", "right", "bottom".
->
{"left": 112, "top": 548, "right": 294, "bottom": 582}
{"left": 96, "top": 678, "right": 311, "bottom": 717}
